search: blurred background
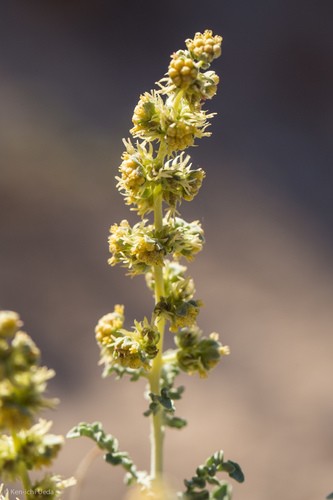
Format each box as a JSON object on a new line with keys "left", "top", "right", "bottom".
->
{"left": 1, "top": 0, "right": 333, "bottom": 499}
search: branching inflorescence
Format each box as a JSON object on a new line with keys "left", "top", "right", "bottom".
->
{"left": 0, "top": 311, "right": 75, "bottom": 500}
{"left": 69, "top": 30, "right": 244, "bottom": 499}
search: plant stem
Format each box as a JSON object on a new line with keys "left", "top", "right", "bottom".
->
{"left": 149, "top": 185, "right": 166, "bottom": 480}
{"left": 69, "top": 447, "right": 103, "bottom": 500}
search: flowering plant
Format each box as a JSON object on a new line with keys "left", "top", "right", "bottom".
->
{"left": 0, "top": 311, "right": 75, "bottom": 500}
{"left": 68, "top": 30, "right": 244, "bottom": 499}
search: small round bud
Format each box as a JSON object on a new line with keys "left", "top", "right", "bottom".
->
{"left": 119, "top": 156, "right": 145, "bottom": 190}
{"left": 186, "top": 30, "right": 223, "bottom": 68}
{"left": 166, "top": 121, "right": 195, "bottom": 151}
{"left": 168, "top": 51, "right": 198, "bottom": 88}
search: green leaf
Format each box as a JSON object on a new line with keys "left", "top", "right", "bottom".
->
{"left": 105, "top": 452, "right": 122, "bottom": 465}
{"left": 164, "top": 414, "right": 187, "bottom": 429}
{"left": 212, "top": 483, "right": 232, "bottom": 500}
{"left": 326, "top": 494, "right": 333, "bottom": 499}
{"left": 223, "top": 460, "right": 245, "bottom": 483}
{"left": 180, "top": 450, "right": 244, "bottom": 499}
{"left": 159, "top": 388, "right": 175, "bottom": 410}
{"left": 67, "top": 422, "right": 117, "bottom": 453}
{"left": 67, "top": 421, "right": 142, "bottom": 484}
{"left": 182, "top": 491, "right": 210, "bottom": 500}
{"left": 106, "top": 364, "right": 147, "bottom": 381}
{"left": 168, "top": 385, "right": 185, "bottom": 400}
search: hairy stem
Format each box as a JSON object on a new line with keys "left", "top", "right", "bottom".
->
{"left": 149, "top": 185, "right": 166, "bottom": 480}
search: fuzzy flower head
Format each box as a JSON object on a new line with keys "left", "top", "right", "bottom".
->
{"left": 130, "top": 90, "right": 215, "bottom": 154}
{"left": 96, "top": 310, "right": 160, "bottom": 375}
{"left": 131, "top": 91, "right": 165, "bottom": 142}
{"left": 117, "top": 139, "right": 205, "bottom": 216}
{"left": 95, "top": 305, "right": 125, "bottom": 346}
{"left": 108, "top": 217, "right": 204, "bottom": 275}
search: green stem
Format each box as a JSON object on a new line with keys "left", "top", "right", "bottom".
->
{"left": 149, "top": 186, "right": 166, "bottom": 480}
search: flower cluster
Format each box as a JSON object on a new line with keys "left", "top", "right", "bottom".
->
{"left": 164, "top": 29, "right": 222, "bottom": 104}
{"left": 146, "top": 260, "right": 202, "bottom": 332}
{"left": 108, "top": 217, "right": 204, "bottom": 275}
{"left": 115, "top": 28, "right": 223, "bottom": 223}
{"left": 130, "top": 89, "right": 214, "bottom": 155}
{"left": 104, "top": 30, "right": 227, "bottom": 381}
{"left": 0, "top": 311, "right": 57, "bottom": 431}
{"left": 95, "top": 309, "right": 160, "bottom": 374}
{"left": 0, "top": 311, "right": 74, "bottom": 498}
{"left": 175, "top": 327, "right": 230, "bottom": 378}
{"left": 185, "top": 30, "right": 223, "bottom": 68}
{"left": 117, "top": 140, "right": 205, "bottom": 216}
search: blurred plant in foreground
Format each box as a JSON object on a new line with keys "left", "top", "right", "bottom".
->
{"left": 68, "top": 30, "right": 244, "bottom": 498}
{"left": 0, "top": 311, "right": 75, "bottom": 499}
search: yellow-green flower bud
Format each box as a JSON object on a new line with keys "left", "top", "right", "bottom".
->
{"left": 197, "top": 71, "right": 220, "bottom": 100}
{"left": 96, "top": 309, "right": 160, "bottom": 375}
{"left": 0, "top": 311, "right": 22, "bottom": 339}
{"left": 135, "top": 236, "right": 164, "bottom": 266}
{"left": 167, "top": 217, "right": 204, "bottom": 260}
{"left": 154, "top": 264, "right": 202, "bottom": 333}
{"left": 109, "top": 336, "right": 143, "bottom": 369}
{"left": 176, "top": 329, "right": 229, "bottom": 378}
{"left": 130, "top": 91, "right": 165, "bottom": 141}
{"left": 95, "top": 305, "right": 125, "bottom": 346}
{"left": 134, "top": 319, "right": 160, "bottom": 359}
{"left": 165, "top": 121, "right": 195, "bottom": 151}
{"left": 168, "top": 50, "right": 198, "bottom": 88}
{"left": 119, "top": 156, "right": 145, "bottom": 191}
{"left": 132, "top": 93, "right": 157, "bottom": 130}
{"left": 108, "top": 220, "right": 165, "bottom": 274}
{"left": 186, "top": 30, "right": 222, "bottom": 68}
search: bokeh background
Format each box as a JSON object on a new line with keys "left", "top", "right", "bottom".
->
{"left": 1, "top": 1, "right": 333, "bottom": 499}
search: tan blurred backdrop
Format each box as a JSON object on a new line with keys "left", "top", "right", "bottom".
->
{"left": 1, "top": 1, "right": 333, "bottom": 499}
